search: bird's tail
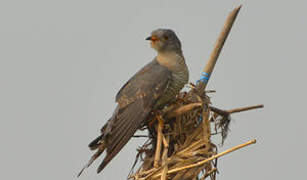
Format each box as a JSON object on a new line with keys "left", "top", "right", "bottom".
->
{"left": 77, "top": 135, "right": 106, "bottom": 177}
{"left": 89, "top": 134, "right": 104, "bottom": 150}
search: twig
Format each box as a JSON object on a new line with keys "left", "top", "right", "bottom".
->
{"left": 209, "top": 106, "right": 230, "bottom": 117}
{"left": 133, "top": 135, "right": 149, "bottom": 138}
{"left": 161, "top": 136, "right": 169, "bottom": 180}
{"left": 166, "top": 102, "right": 202, "bottom": 118}
{"left": 161, "top": 135, "right": 168, "bottom": 148}
{"left": 154, "top": 115, "right": 164, "bottom": 168}
{"left": 205, "top": 90, "right": 216, "bottom": 93}
{"left": 228, "top": 104, "right": 264, "bottom": 114}
{"left": 200, "top": 168, "right": 217, "bottom": 180}
{"left": 210, "top": 104, "right": 263, "bottom": 117}
{"left": 197, "top": 5, "right": 242, "bottom": 92}
{"left": 152, "top": 139, "right": 256, "bottom": 178}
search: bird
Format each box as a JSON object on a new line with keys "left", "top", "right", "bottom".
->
{"left": 78, "top": 29, "right": 189, "bottom": 176}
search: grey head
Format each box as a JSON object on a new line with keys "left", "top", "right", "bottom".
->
{"left": 146, "top": 29, "right": 182, "bottom": 54}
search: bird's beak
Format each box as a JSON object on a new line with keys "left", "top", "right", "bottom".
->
{"left": 145, "top": 35, "right": 158, "bottom": 42}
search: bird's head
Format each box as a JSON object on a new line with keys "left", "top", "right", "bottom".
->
{"left": 146, "top": 29, "right": 182, "bottom": 54}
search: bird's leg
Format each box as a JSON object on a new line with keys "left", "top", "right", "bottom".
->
{"left": 186, "top": 82, "right": 196, "bottom": 89}
{"left": 147, "top": 110, "right": 161, "bottom": 128}
{"left": 148, "top": 116, "right": 156, "bottom": 128}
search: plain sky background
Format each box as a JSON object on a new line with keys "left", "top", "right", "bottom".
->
{"left": 1, "top": 0, "right": 306, "bottom": 179}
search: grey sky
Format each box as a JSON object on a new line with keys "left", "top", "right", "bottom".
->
{"left": 0, "top": 0, "right": 306, "bottom": 179}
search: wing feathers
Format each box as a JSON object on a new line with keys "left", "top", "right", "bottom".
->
{"left": 81, "top": 59, "right": 173, "bottom": 174}
{"left": 97, "top": 100, "right": 151, "bottom": 173}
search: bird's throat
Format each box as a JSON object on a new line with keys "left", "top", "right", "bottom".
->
{"left": 156, "top": 52, "right": 185, "bottom": 71}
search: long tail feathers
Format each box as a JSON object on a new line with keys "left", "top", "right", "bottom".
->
{"left": 78, "top": 101, "right": 151, "bottom": 176}
{"left": 77, "top": 139, "right": 106, "bottom": 177}
{"left": 88, "top": 134, "right": 103, "bottom": 150}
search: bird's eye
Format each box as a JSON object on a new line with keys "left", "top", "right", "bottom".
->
{"left": 164, "top": 36, "right": 169, "bottom": 41}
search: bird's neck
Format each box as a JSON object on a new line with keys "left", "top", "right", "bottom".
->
{"left": 156, "top": 51, "right": 185, "bottom": 71}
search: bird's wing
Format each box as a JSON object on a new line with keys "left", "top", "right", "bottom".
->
{"left": 115, "top": 59, "right": 169, "bottom": 106}
{"left": 97, "top": 59, "right": 172, "bottom": 173}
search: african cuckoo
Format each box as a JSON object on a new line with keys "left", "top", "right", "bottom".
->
{"left": 79, "top": 29, "right": 189, "bottom": 176}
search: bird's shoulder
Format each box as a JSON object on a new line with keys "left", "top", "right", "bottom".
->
{"left": 115, "top": 59, "right": 172, "bottom": 107}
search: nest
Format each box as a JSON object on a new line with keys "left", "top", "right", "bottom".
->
{"left": 125, "top": 87, "right": 219, "bottom": 180}
{"left": 127, "top": 83, "right": 262, "bottom": 180}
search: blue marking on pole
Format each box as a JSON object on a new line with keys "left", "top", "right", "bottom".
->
{"left": 200, "top": 75, "right": 209, "bottom": 80}
{"left": 201, "top": 72, "right": 210, "bottom": 77}
{"left": 197, "top": 71, "right": 211, "bottom": 84}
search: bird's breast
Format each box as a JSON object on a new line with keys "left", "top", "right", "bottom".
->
{"left": 155, "top": 62, "right": 189, "bottom": 108}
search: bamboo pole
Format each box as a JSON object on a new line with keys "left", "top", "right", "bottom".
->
{"left": 197, "top": 5, "right": 242, "bottom": 92}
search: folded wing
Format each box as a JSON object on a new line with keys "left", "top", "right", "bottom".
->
{"left": 82, "top": 59, "right": 172, "bottom": 174}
